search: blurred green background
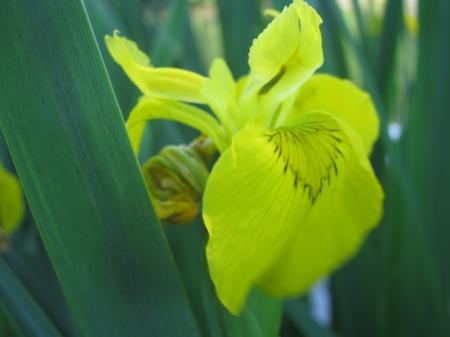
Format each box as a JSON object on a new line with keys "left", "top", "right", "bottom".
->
{"left": 0, "top": 0, "right": 449, "bottom": 336}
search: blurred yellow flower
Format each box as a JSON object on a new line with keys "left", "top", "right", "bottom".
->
{"left": 0, "top": 161, "right": 25, "bottom": 247}
{"left": 106, "top": 0, "right": 383, "bottom": 315}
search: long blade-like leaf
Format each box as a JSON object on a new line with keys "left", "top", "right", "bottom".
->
{"left": 216, "top": 0, "right": 264, "bottom": 78}
{"left": 408, "top": 0, "right": 450, "bottom": 333}
{"left": 322, "top": 0, "right": 450, "bottom": 336}
{"left": 0, "top": 1, "right": 200, "bottom": 336}
{"left": 0, "top": 256, "right": 63, "bottom": 337}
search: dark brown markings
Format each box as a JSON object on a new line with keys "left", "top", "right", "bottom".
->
{"left": 265, "top": 121, "right": 347, "bottom": 204}
{"left": 259, "top": 65, "right": 287, "bottom": 95}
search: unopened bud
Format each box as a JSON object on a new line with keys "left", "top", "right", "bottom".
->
{"left": 189, "top": 134, "right": 216, "bottom": 165}
{"left": 149, "top": 194, "right": 199, "bottom": 225}
{"left": 142, "top": 137, "right": 214, "bottom": 225}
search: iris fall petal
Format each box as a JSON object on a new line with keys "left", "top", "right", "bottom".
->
{"left": 203, "top": 112, "right": 382, "bottom": 314}
{"left": 258, "top": 112, "right": 384, "bottom": 296}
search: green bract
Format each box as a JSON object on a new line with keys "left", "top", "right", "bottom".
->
{"left": 106, "top": 0, "right": 383, "bottom": 315}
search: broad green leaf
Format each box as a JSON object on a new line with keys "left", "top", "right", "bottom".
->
{"left": 0, "top": 1, "right": 200, "bottom": 336}
{"left": 0, "top": 256, "right": 62, "bottom": 337}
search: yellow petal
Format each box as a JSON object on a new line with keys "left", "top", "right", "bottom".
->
{"left": 209, "top": 58, "right": 236, "bottom": 99}
{"left": 242, "top": 1, "right": 323, "bottom": 124}
{"left": 0, "top": 163, "right": 25, "bottom": 235}
{"left": 287, "top": 74, "right": 379, "bottom": 154}
{"left": 201, "top": 78, "right": 240, "bottom": 137}
{"left": 248, "top": 4, "right": 301, "bottom": 84}
{"left": 126, "top": 97, "right": 229, "bottom": 154}
{"left": 203, "top": 112, "right": 383, "bottom": 315}
{"left": 105, "top": 31, "right": 206, "bottom": 103}
{"left": 201, "top": 59, "right": 240, "bottom": 136}
{"left": 258, "top": 113, "right": 383, "bottom": 296}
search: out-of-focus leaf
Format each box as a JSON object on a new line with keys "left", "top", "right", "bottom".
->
{"left": 84, "top": 0, "right": 140, "bottom": 118}
{"left": 272, "top": 0, "right": 291, "bottom": 11}
{"left": 0, "top": 256, "right": 62, "bottom": 337}
{"left": 0, "top": 305, "right": 21, "bottom": 337}
{"left": 314, "top": 1, "right": 348, "bottom": 78}
{"left": 319, "top": 0, "right": 450, "bottom": 336}
{"left": 375, "top": 0, "right": 403, "bottom": 103}
{"left": 3, "top": 246, "right": 81, "bottom": 337}
{"left": 107, "top": 0, "right": 148, "bottom": 48}
{"left": 283, "top": 299, "right": 337, "bottom": 337}
{"left": 216, "top": 0, "right": 264, "bottom": 78}
{"left": 166, "top": 221, "right": 282, "bottom": 337}
{"left": 150, "top": 0, "right": 191, "bottom": 67}
{"left": 407, "top": 0, "right": 450, "bottom": 333}
{"left": 0, "top": 1, "right": 200, "bottom": 336}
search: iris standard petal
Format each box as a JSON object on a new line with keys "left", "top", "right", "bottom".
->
{"left": 202, "top": 110, "right": 382, "bottom": 315}
{"left": 248, "top": 4, "right": 301, "bottom": 85}
{"left": 201, "top": 59, "right": 243, "bottom": 136}
{"left": 126, "top": 97, "right": 229, "bottom": 154}
{"left": 0, "top": 163, "right": 25, "bottom": 234}
{"left": 105, "top": 31, "right": 206, "bottom": 103}
{"left": 201, "top": 78, "right": 240, "bottom": 137}
{"left": 209, "top": 58, "right": 236, "bottom": 99}
{"left": 242, "top": 1, "right": 324, "bottom": 124}
{"left": 287, "top": 74, "right": 380, "bottom": 154}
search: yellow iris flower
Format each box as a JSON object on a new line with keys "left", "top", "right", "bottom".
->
{"left": 106, "top": 0, "right": 383, "bottom": 315}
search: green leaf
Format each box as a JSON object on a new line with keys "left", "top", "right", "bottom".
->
{"left": 283, "top": 299, "right": 337, "bottom": 337}
{"left": 406, "top": 0, "right": 450, "bottom": 333}
{"left": 84, "top": 0, "right": 141, "bottom": 118}
{"left": 216, "top": 0, "right": 264, "bottom": 78}
{"left": 166, "top": 222, "right": 282, "bottom": 337}
{"left": 375, "top": 0, "right": 403, "bottom": 103}
{"left": 272, "top": 0, "right": 292, "bottom": 11}
{"left": 0, "top": 1, "right": 200, "bottom": 336}
{"left": 149, "top": 0, "right": 190, "bottom": 68}
{"left": 0, "top": 256, "right": 62, "bottom": 337}
{"left": 318, "top": 1, "right": 450, "bottom": 336}
{"left": 4, "top": 242, "right": 83, "bottom": 337}
{"left": 314, "top": 1, "right": 348, "bottom": 78}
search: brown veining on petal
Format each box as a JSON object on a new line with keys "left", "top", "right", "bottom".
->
{"left": 266, "top": 121, "right": 348, "bottom": 204}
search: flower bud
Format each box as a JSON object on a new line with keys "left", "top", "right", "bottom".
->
{"left": 142, "top": 136, "right": 214, "bottom": 224}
